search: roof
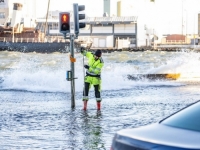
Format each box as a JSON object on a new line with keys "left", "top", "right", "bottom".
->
{"left": 166, "top": 34, "right": 185, "bottom": 40}
{"left": 83, "top": 16, "right": 138, "bottom": 24}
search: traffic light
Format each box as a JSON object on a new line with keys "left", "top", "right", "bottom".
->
{"left": 59, "top": 12, "right": 70, "bottom": 34}
{"left": 73, "top": 3, "right": 86, "bottom": 35}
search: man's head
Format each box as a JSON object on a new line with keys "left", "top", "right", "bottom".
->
{"left": 94, "top": 50, "right": 102, "bottom": 57}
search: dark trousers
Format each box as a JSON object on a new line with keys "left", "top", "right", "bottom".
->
{"left": 83, "top": 82, "right": 101, "bottom": 99}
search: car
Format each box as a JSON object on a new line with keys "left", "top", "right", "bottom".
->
{"left": 110, "top": 100, "right": 200, "bottom": 150}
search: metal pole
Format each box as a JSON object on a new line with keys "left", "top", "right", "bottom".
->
{"left": 70, "top": 34, "right": 75, "bottom": 108}
{"left": 44, "top": 0, "right": 50, "bottom": 39}
{"left": 153, "top": 29, "right": 155, "bottom": 50}
{"left": 184, "top": 9, "right": 188, "bottom": 46}
{"left": 12, "top": 27, "right": 14, "bottom": 43}
{"left": 181, "top": 0, "right": 185, "bottom": 49}
{"left": 153, "top": 0, "right": 155, "bottom": 50}
{"left": 83, "top": 53, "right": 86, "bottom": 99}
{"left": 194, "top": 13, "right": 195, "bottom": 49}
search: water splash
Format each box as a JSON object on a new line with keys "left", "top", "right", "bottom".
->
{"left": 1, "top": 51, "right": 200, "bottom": 92}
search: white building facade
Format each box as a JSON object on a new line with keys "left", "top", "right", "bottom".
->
{"left": 0, "top": 0, "right": 36, "bottom": 28}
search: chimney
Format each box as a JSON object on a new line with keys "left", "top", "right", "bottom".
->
{"left": 10, "top": 3, "right": 23, "bottom": 27}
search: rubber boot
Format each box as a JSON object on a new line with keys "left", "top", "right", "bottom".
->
{"left": 83, "top": 101, "right": 87, "bottom": 110}
{"left": 97, "top": 102, "right": 101, "bottom": 110}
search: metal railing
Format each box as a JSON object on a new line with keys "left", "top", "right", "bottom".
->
{"left": 83, "top": 16, "right": 138, "bottom": 23}
{"left": 0, "top": 37, "right": 69, "bottom": 43}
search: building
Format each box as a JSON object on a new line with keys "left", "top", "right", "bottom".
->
{"left": 116, "top": 0, "right": 157, "bottom": 47}
{"left": 161, "top": 34, "right": 187, "bottom": 45}
{"left": 0, "top": 0, "right": 36, "bottom": 28}
{"left": 38, "top": 15, "right": 138, "bottom": 49}
{"left": 30, "top": 0, "right": 139, "bottom": 49}
{"left": 0, "top": 0, "right": 9, "bottom": 25}
{"left": 160, "top": 34, "right": 199, "bottom": 45}
{"left": 77, "top": 16, "right": 138, "bottom": 49}
{"left": 0, "top": 0, "right": 139, "bottom": 49}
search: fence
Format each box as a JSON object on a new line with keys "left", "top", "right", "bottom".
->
{"left": 0, "top": 36, "right": 69, "bottom": 43}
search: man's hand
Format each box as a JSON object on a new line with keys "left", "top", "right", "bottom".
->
{"left": 84, "top": 65, "right": 89, "bottom": 69}
{"left": 80, "top": 47, "right": 85, "bottom": 53}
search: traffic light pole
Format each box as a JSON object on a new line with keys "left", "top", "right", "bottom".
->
{"left": 64, "top": 33, "right": 76, "bottom": 108}
{"left": 70, "top": 34, "right": 75, "bottom": 108}
{"left": 60, "top": 3, "right": 85, "bottom": 109}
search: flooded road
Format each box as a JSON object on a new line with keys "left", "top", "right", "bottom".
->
{"left": 0, "top": 51, "right": 200, "bottom": 149}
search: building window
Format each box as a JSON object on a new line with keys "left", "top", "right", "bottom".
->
{"left": 130, "top": 38, "right": 136, "bottom": 44}
{"left": 0, "top": 12, "right": 5, "bottom": 19}
{"left": 49, "top": 23, "right": 58, "bottom": 30}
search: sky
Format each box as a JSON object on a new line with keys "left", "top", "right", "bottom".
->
{"left": 11, "top": 0, "right": 200, "bottom": 36}
{"left": 34, "top": 0, "right": 103, "bottom": 17}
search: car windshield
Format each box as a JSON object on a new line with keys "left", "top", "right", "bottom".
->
{"left": 161, "top": 101, "right": 200, "bottom": 132}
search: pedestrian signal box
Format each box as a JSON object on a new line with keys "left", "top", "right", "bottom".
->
{"left": 59, "top": 12, "right": 70, "bottom": 34}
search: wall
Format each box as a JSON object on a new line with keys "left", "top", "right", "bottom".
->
{"left": 0, "top": 0, "right": 9, "bottom": 24}
{"left": 0, "top": 8, "right": 8, "bottom": 25}
{"left": 93, "top": 26, "right": 112, "bottom": 34}
{"left": 114, "top": 24, "right": 135, "bottom": 33}
{"left": 160, "top": 36, "right": 191, "bottom": 45}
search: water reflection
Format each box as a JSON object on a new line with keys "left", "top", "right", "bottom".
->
{"left": 80, "top": 110, "right": 105, "bottom": 150}
{"left": 65, "top": 109, "right": 105, "bottom": 150}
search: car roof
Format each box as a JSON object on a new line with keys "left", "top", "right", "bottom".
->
{"left": 159, "top": 100, "right": 200, "bottom": 132}
{"left": 118, "top": 123, "right": 200, "bottom": 149}
{"left": 116, "top": 100, "right": 200, "bottom": 148}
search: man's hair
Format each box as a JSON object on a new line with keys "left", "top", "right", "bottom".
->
{"left": 95, "top": 50, "right": 102, "bottom": 57}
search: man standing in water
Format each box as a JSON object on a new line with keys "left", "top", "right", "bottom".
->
{"left": 80, "top": 48, "right": 104, "bottom": 110}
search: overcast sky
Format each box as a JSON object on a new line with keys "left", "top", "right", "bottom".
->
{"left": 31, "top": 0, "right": 200, "bottom": 36}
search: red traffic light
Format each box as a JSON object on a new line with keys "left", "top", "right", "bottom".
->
{"left": 61, "top": 14, "right": 69, "bottom": 23}
{"left": 59, "top": 12, "right": 70, "bottom": 33}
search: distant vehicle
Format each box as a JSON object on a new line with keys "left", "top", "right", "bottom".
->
{"left": 111, "top": 100, "right": 200, "bottom": 150}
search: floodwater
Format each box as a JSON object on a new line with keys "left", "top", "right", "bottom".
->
{"left": 0, "top": 50, "right": 200, "bottom": 149}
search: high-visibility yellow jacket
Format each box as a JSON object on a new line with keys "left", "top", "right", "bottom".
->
{"left": 82, "top": 51, "right": 104, "bottom": 78}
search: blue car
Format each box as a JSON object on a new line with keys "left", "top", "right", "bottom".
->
{"left": 111, "top": 100, "right": 200, "bottom": 150}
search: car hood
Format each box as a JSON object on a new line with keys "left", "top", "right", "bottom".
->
{"left": 117, "top": 123, "right": 200, "bottom": 149}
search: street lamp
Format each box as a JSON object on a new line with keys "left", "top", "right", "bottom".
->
{"left": 184, "top": 9, "right": 187, "bottom": 36}
{"left": 193, "top": 13, "right": 196, "bottom": 48}
{"left": 184, "top": 9, "right": 187, "bottom": 44}
{"left": 181, "top": 0, "right": 186, "bottom": 47}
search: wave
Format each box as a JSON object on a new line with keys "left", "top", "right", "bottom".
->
{"left": 0, "top": 51, "right": 200, "bottom": 93}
